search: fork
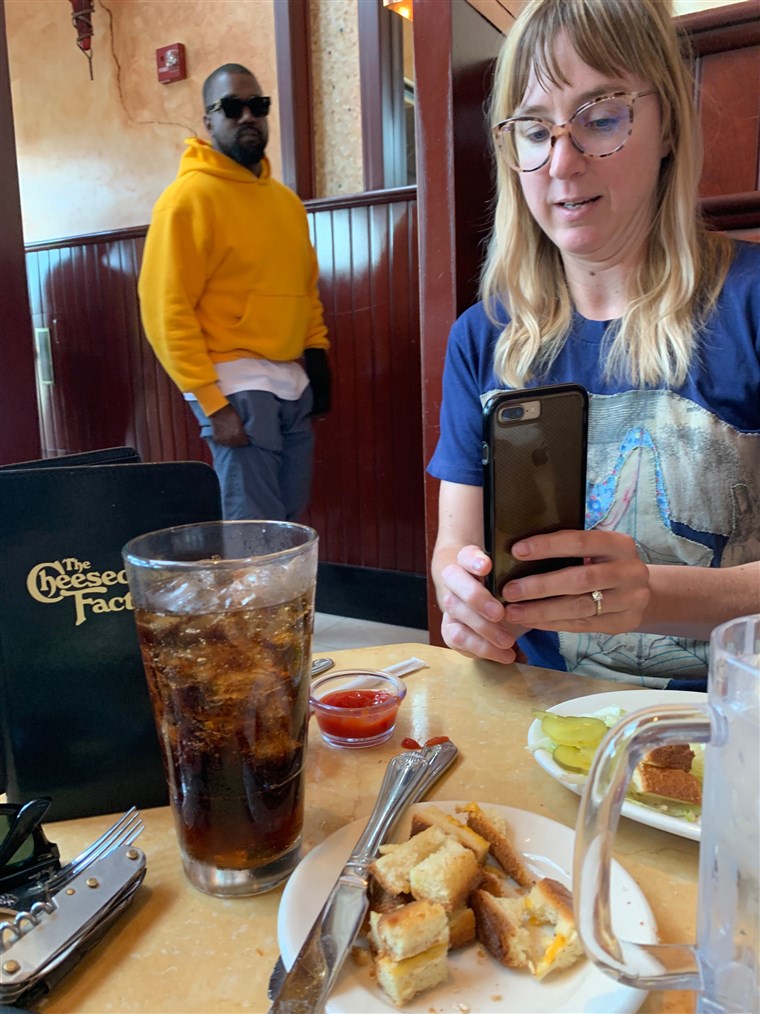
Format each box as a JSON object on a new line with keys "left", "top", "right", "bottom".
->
{"left": 0, "top": 807, "right": 144, "bottom": 910}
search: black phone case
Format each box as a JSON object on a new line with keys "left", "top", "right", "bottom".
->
{"left": 482, "top": 384, "right": 588, "bottom": 600}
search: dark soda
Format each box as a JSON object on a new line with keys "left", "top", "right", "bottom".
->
{"left": 134, "top": 593, "right": 311, "bottom": 871}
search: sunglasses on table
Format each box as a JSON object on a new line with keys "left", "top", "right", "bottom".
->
{"left": 205, "top": 94, "right": 271, "bottom": 119}
{"left": 0, "top": 798, "right": 60, "bottom": 894}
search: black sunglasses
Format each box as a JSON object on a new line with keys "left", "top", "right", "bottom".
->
{"left": 0, "top": 798, "right": 60, "bottom": 894}
{"left": 205, "top": 95, "right": 271, "bottom": 119}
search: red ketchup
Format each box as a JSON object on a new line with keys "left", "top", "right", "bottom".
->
{"left": 316, "top": 689, "right": 399, "bottom": 740}
{"left": 401, "top": 735, "right": 450, "bottom": 750}
{"left": 401, "top": 737, "right": 422, "bottom": 750}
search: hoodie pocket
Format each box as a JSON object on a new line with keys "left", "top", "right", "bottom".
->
{"left": 234, "top": 292, "right": 311, "bottom": 351}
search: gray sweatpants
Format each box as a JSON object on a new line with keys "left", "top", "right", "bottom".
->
{"left": 189, "top": 388, "right": 314, "bottom": 521}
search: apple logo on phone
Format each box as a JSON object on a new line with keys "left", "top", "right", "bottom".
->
{"left": 532, "top": 445, "right": 549, "bottom": 466}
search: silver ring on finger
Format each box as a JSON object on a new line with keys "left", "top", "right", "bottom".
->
{"left": 590, "top": 589, "right": 604, "bottom": 616}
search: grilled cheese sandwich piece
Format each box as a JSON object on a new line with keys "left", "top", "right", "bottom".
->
{"left": 470, "top": 890, "right": 532, "bottom": 969}
{"left": 368, "top": 900, "right": 448, "bottom": 960}
{"left": 410, "top": 805, "right": 491, "bottom": 863}
{"left": 471, "top": 877, "right": 584, "bottom": 979}
{"left": 409, "top": 838, "right": 480, "bottom": 911}
{"left": 448, "top": 905, "right": 476, "bottom": 949}
{"left": 375, "top": 942, "right": 449, "bottom": 1006}
{"left": 368, "top": 876, "right": 408, "bottom": 914}
{"left": 631, "top": 763, "right": 702, "bottom": 806}
{"left": 643, "top": 743, "right": 695, "bottom": 772}
{"left": 477, "top": 865, "right": 512, "bottom": 898}
{"left": 524, "top": 878, "right": 583, "bottom": 979}
{"left": 457, "top": 802, "right": 534, "bottom": 887}
{"left": 369, "top": 826, "right": 446, "bottom": 895}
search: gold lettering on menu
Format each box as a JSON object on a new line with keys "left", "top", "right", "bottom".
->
{"left": 27, "top": 557, "right": 132, "bottom": 626}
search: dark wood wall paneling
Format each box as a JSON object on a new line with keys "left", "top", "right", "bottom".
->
{"left": 24, "top": 228, "right": 208, "bottom": 466}
{"left": 305, "top": 187, "right": 424, "bottom": 574}
{"left": 23, "top": 188, "right": 425, "bottom": 578}
{"left": 413, "top": 0, "right": 506, "bottom": 641}
{"left": 680, "top": 0, "right": 760, "bottom": 230}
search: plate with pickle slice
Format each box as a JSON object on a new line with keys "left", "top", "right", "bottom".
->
{"left": 526, "top": 688, "right": 707, "bottom": 841}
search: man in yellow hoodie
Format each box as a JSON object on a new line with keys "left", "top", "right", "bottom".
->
{"left": 139, "top": 63, "right": 330, "bottom": 521}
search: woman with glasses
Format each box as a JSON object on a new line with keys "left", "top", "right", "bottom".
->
{"left": 428, "top": 0, "right": 760, "bottom": 689}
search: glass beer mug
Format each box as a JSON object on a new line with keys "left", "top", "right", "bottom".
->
{"left": 573, "top": 614, "right": 760, "bottom": 1013}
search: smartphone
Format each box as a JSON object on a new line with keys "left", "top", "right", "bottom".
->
{"left": 482, "top": 383, "right": 588, "bottom": 600}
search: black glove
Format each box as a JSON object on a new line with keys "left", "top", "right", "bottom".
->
{"left": 303, "top": 347, "right": 332, "bottom": 415}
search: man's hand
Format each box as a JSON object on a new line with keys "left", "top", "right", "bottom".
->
{"left": 209, "top": 404, "right": 249, "bottom": 447}
{"left": 303, "top": 348, "right": 331, "bottom": 416}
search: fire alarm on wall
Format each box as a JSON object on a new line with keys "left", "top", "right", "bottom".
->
{"left": 156, "top": 43, "right": 187, "bottom": 84}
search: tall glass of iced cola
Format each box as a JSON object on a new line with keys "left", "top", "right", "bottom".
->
{"left": 123, "top": 521, "right": 317, "bottom": 897}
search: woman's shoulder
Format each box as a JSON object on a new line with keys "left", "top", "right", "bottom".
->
{"left": 724, "top": 240, "right": 760, "bottom": 287}
{"left": 451, "top": 300, "right": 507, "bottom": 344}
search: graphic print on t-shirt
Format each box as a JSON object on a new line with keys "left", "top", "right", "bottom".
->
{"left": 558, "top": 389, "right": 760, "bottom": 684}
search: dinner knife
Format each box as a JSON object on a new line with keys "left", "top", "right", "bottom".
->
{"left": 268, "top": 739, "right": 458, "bottom": 1014}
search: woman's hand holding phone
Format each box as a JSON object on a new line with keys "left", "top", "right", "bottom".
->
{"left": 439, "top": 545, "right": 528, "bottom": 664}
{"left": 499, "top": 529, "right": 651, "bottom": 633}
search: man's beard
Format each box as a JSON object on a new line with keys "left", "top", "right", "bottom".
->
{"left": 224, "top": 128, "right": 266, "bottom": 168}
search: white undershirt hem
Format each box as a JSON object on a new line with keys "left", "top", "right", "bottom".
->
{"left": 184, "top": 358, "right": 309, "bottom": 402}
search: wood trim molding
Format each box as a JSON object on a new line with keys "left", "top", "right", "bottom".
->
{"left": 677, "top": 0, "right": 760, "bottom": 53}
{"left": 273, "top": 0, "right": 315, "bottom": 200}
{"left": 305, "top": 184, "right": 416, "bottom": 213}
{"left": 463, "top": 0, "right": 522, "bottom": 34}
{"left": 358, "top": 0, "right": 385, "bottom": 191}
{"left": 25, "top": 224, "right": 149, "bottom": 252}
{"left": 701, "top": 190, "right": 760, "bottom": 230}
{"left": 24, "top": 189, "right": 419, "bottom": 255}
{"left": 358, "top": 0, "right": 406, "bottom": 191}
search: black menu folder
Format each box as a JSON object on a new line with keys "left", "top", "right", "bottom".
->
{"left": 0, "top": 460, "right": 222, "bottom": 820}
{"left": 0, "top": 446, "right": 142, "bottom": 471}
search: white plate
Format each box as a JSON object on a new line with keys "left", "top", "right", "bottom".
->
{"left": 527, "top": 689, "right": 707, "bottom": 842}
{"left": 278, "top": 802, "right": 656, "bottom": 1014}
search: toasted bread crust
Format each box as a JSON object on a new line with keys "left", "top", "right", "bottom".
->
{"left": 409, "top": 838, "right": 480, "bottom": 911}
{"left": 372, "top": 900, "right": 448, "bottom": 961}
{"left": 369, "top": 826, "right": 446, "bottom": 895}
{"left": 477, "top": 866, "right": 511, "bottom": 898}
{"left": 530, "top": 877, "right": 574, "bottom": 923}
{"left": 448, "top": 906, "right": 476, "bottom": 949}
{"left": 411, "top": 805, "right": 491, "bottom": 863}
{"left": 458, "top": 802, "right": 534, "bottom": 887}
{"left": 644, "top": 744, "right": 695, "bottom": 772}
{"left": 374, "top": 942, "right": 448, "bottom": 1006}
{"left": 470, "top": 890, "right": 532, "bottom": 969}
{"left": 472, "top": 878, "right": 583, "bottom": 980}
{"left": 633, "top": 763, "right": 702, "bottom": 805}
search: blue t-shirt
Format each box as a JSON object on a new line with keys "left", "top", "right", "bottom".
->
{"left": 428, "top": 241, "right": 760, "bottom": 689}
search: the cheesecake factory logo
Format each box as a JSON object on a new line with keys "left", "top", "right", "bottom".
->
{"left": 27, "top": 557, "right": 132, "bottom": 626}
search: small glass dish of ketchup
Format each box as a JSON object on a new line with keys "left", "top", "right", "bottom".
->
{"left": 309, "top": 669, "right": 407, "bottom": 749}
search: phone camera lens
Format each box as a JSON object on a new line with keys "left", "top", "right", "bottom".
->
{"left": 500, "top": 406, "right": 524, "bottom": 421}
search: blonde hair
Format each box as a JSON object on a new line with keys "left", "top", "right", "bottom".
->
{"left": 482, "top": 0, "right": 733, "bottom": 389}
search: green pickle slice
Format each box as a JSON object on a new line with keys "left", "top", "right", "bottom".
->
{"left": 540, "top": 713, "right": 608, "bottom": 748}
{"left": 552, "top": 743, "right": 598, "bottom": 772}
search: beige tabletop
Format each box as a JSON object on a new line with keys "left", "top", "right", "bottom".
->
{"left": 35, "top": 643, "right": 698, "bottom": 1013}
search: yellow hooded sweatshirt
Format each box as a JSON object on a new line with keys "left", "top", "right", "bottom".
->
{"left": 138, "top": 138, "right": 328, "bottom": 416}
